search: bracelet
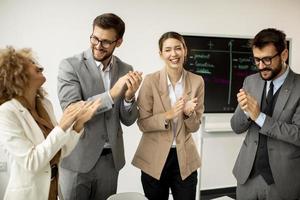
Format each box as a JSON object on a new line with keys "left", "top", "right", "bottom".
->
{"left": 184, "top": 111, "right": 194, "bottom": 119}
{"left": 188, "top": 111, "right": 194, "bottom": 117}
{"left": 124, "top": 97, "right": 135, "bottom": 103}
{"left": 164, "top": 120, "right": 169, "bottom": 129}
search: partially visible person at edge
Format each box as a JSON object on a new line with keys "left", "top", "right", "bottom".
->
{"left": 0, "top": 46, "right": 100, "bottom": 200}
{"left": 57, "top": 13, "right": 142, "bottom": 200}
{"left": 132, "top": 31, "right": 205, "bottom": 200}
{"left": 231, "top": 28, "right": 300, "bottom": 199}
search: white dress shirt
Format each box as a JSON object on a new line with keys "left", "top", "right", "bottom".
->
{"left": 167, "top": 74, "right": 184, "bottom": 147}
{"left": 95, "top": 58, "right": 132, "bottom": 148}
{"left": 255, "top": 66, "right": 290, "bottom": 127}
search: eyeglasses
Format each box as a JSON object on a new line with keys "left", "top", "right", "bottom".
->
{"left": 253, "top": 52, "right": 280, "bottom": 66}
{"left": 90, "top": 35, "right": 118, "bottom": 48}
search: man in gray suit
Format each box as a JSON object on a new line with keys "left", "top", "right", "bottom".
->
{"left": 231, "top": 28, "right": 300, "bottom": 199}
{"left": 57, "top": 13, "right": 142, "bottom": 200}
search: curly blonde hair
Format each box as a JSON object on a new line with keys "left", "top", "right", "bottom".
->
{"left": 0, "top": 46, "right": 45, "bottom": 105}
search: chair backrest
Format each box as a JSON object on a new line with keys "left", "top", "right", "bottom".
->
{"left": 106, "top": 192, "right": 148, "bottom": 200}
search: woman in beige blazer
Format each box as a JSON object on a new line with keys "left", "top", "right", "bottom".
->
{"left": 0, "top": 46, "right": 100, "bottom": 200}
{"left": 132, "top": 32, "right": 205, "bottom": 200}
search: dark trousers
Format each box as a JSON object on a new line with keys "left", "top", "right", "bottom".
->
{"left": 59, "top": 150, "right": 118, "bottom": 200}
{"left": 141, "top": 148, "right": 198, "bottom": 200}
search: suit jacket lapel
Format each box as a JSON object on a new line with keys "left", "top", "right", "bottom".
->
{"left": 12, "top": 99, "right": 45, "bottom": 144}
{"left": 253, "top": 76, "right": 265, "bottom": 109}
{"left": 83, "top": 49, "right": 105, "bottom": 92}
{"left": 158, "top": 69, "right": 189, "bottom": 137}
{"left": 273, "top": 70, "right": 294, "bottom": 119}
{"left": 175, "top": 70, "right": 190, "bottom": 137}
{"left": 182, "top": 70, "right": 192, "bottom": 100}
{"left": 159, "top": 68, "right": 172, "bottom": 112}
{"left": 110, "top": 56, "right": 119, "bottom": 88}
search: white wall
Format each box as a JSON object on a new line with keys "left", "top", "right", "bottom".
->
{"left": 1, "top": 0, "right": 300, "bottom": 198}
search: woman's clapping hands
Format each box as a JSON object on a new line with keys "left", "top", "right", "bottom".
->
{"left": 59, "top": 100, "right": 101, "bottom": 132}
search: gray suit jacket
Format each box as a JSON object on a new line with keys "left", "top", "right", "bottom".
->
{"left": 57, "top": 49, "right": 138, "bottom": 173}
{"left": 231, "top": 69, "right": 300, "bottom": 199}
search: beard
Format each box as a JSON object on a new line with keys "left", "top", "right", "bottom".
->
{"left": 259, "top": 61, "right": 283, "bottom": 81}
{"left": 92, "top": 47, "right": 113, "bottom": 62}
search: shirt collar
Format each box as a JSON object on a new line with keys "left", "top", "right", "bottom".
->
{"left": 167, "top": 73, "right": 183, "bottom": 87}
{"left": 267, "top": 65, "right": 289, "bottom": 91}
{"left": 95, "top": 56, "right": 114, "bottom": 72}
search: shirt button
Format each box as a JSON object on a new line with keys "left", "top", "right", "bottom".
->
{"left": 101, "top": 135, "right": 107, "bottom": 140}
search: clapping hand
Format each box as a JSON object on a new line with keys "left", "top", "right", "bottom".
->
{"left": 165, "top": 98, "right": 185, "bottom": 120}
{"left": 73, "top": 99, "right": 101, "bottom": 132}
{"left": 237, "top": 89, "right": 260, "bottom": 121}
{"left": 59, "top": 100, "right": 101, "bottom": 132}
{"left": 183, "top": 97, "right": 198, "bottom": 117}
{"left": 59, "top": 101, "right": 85, "bottom": 131}
{"left": 124, "top": 71, "right": 143, "bottom": 101}
{"left": 109, "top": 74, "right": 129, "bottom": 101}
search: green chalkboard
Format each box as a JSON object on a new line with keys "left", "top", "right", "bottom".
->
{"left": 183, "top": 35, "right": 290, "bottom": 113}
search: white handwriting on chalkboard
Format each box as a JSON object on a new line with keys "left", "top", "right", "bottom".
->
{"left": 194, "top": 54, "right": 210, "bottom": 59}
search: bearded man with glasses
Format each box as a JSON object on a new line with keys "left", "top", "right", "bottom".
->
{"left": 231, "top": 28, "right": 300, "bottom": 200}
{"left": 57, "top": 13, "right": 142, "bottom": 200}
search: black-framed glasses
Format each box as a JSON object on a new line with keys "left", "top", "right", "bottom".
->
{"left": 253, "top": 52, "right": 280, "bottom": 66}
{"left": 90, "top": 35, "right": 118, "bottom": 48}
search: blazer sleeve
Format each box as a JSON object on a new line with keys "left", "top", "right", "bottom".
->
{"left": 0, "top": 107, "right": 78, "bottom": 173}
{"left": 57, "top": 58, "right": 113, "bottom": 114}
{"left": 260, "top": 111, "right": 300, "bottom": 147}
{"left": 231, "top": 77, "right": 252, "bottom": 134}
{"left": 183, "top": 76, "right": 205, "bottom": 133}
{"left": 42, "top": 98, "right": 81, "bottom": 158}
{"left": 116, "top": 65, "right": 138, "bottom": 126}
{"left": 137, "top": 75, "right": 169, "bottom": 133}
{"left": 61, "top": 128, "right": 82, "bottom": 158}
{"left": 119, "top": 100, "right": 138, "bottom": 126}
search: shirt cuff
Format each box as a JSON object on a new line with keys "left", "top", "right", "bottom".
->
{"left": 107, "top": 91, "right": 114, "bottom": 104}
{"left": 124, "top": 100, "right": 132, "bottom": 106}
{"left": 255, "top": 112, "right": 266, "bottom": 127}
{"left": 123, "top": 96, "right": 135, "bottom": 107}
{"left": 243, "top": 111, "right": 250, "bottom": 118}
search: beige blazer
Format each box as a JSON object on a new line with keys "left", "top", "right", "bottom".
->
{"left": 0, "top": 98, "right": 81, "bottom": 200}
{"left": 132, "top": 68, "right": 205, "bottom": 180}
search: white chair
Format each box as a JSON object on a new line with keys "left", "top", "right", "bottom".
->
{"left": 106, "top": 192, "right": 148, "bottom": 200}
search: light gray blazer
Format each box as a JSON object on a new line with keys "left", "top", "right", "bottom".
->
{"left": 231, "top": 69, "right": 300, "bottom": 199}
{"left": 57, "top": 49, "right": 138, "bottom": 173}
